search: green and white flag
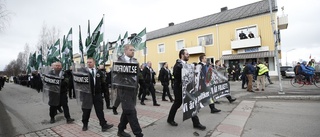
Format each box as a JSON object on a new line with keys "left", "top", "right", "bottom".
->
{"left": 101, "top": 41, "right": 109, "bottom": 65}
{"left": 85, "top": 20, "right": 91, "bottom": 48}
{"left": 121, "top": 31, "right": 128, "bottom": 46}
{"left": 62, "top": 28, "right": 73, "bottom": 70}
{"left": 87, "top": 17, "right": 104, "bottom": 58}
{"left": 130, "top": 28, "right": 146, "bottom": 50}
{"left": 47, "top": 39, "right": 61, "bottom": 66}
{"left": 36, "top": 47, "right": 43, "bottom": 70}
{"left": 79, "top": 25, "right": 84, "bottom": 64}
{"left": 94, "top": 45, "right": 101, "bottom": 66}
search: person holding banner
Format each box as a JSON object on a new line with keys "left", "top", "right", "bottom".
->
{"left": 198, "top": 55, "right": 221, "bottom": 113}
{"left": 81, "top": 58, "right": 114, "bottom": 132}
{"left": 113, "top": 44, "right": 143, "bottom": 137}
{"left": 167, "top": 49, "right": 206, "bottom": 130}
{"left": 214, "top": 60, "right": 237, "bottom": 103}
{"left": 47, "top": 62, "right": 75, "bottom": 124}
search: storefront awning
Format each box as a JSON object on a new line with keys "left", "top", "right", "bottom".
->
{"left": 221, "top": 51, "right": 275, "bottom": 60}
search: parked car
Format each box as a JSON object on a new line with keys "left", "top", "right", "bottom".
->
{"left": 285, "top": 67, "right": 295, "bottom": 78}
{"left": 280, "top": 66, "right": 293, "bottom": 76}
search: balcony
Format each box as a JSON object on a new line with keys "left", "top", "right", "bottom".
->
{"left": 278, "top": 15, "right": 288, "bottom": 30}
{"left": 231, "top": 37, "right": 261, "bottom": 49}
{"left": 185, "top": 46, "right": 205, "bottom": 55}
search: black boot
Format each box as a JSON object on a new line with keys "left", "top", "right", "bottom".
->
{"left": 226, "top": 95, "right": 236, "bottom": 103}
{"left": 50, "top": 117, "right": 55, "bottom": 124}
{"left": 82, "top": 123, "right": 88, "bottom": 131}
{"left": 112, "top": 106, "right": 118, "bottom": 115}
{"left": 106, "top": 100, "right": 112, "bottom": 109}
{"left": 209, "top": 104, "right": 221, "bottom": 113}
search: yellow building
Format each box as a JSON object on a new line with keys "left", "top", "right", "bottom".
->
{"left": 142, "top": 0, "right": 288, "bottom": 76}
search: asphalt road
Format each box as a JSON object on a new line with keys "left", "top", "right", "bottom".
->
{"left": 1, "top": 78, "right": 320, "bottom": 137}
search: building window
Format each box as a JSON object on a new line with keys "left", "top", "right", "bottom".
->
{"left": 198, "top": 34, "right": 213, "bottom": 46}
{"left": 158, "top": 44, "right": 165, "bottom": 53}
{"left": 206, "top": 57, "right": 215, "bottom": 65}
{"left": 236, "top": 26, "right": 257, "bottom": 40}
{"left": 176, "top": 40, "right": 184, "bottom": 50}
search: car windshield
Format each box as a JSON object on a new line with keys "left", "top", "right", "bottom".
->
{"left": 286, "top": 68, "right": 294, "bottom": 71}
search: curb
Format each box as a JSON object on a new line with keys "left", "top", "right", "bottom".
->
{"left": 251, "top": 95, "right": 320, "bottom": 100}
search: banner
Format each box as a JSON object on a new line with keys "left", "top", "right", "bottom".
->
{"left": 42, "top": 71, "right": 62, "bottom": 106}
{"left": 182, "top": 63, "right": 230, "bottom": 121}
{"left": 112, "top": 62, "right": 139, "bottom": 88}
{"left": 72, "top": 66, "right": 92, "bottom": 109}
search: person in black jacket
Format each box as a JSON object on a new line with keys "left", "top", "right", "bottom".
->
{"left": 48, "top": 62, "right": 74, "bottom": 124}
{"left": 141, "top": 61, "right": 160, "bottom": 106}
{"left": 115, "top": 44, "right": 143, "bottom": 137}
{"left": 65, "top": 69, "right": 75, "bottom": 99}
{"left": 198, "top": 55, "right": 221, "bottom": 113}
{"left": 81, "top": 58, "right": 113, "bottom": 132}
{"left": 167, "top": 49, "right": 206, "bottom": 131}
{"left": 158, "top": 62, "right": 174, "bottom": 102}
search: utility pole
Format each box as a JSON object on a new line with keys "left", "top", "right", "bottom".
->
{"left": 268, "top": 0, "right": 284, "bottom": 94}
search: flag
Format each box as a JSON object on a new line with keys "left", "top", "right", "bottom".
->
{"left": 101, "top": 41, "right": 109, "bottom": 65}
{"left": 62, "top": 28, "right": 73, "bottom": 70}
{"left": 85, "top": 20, "right": 91, "bottom": 48}
{"left": 130, "top": 28, "right": 146, "bottom": 50}
{"left": 36, "top": 47, "right": 43, "bottom": 70}
{"left": 121, "top": 31, "right": 128, "bottom": 46}
{"left": 79, "top": 25, "right": 85, "bottom": 64}
{"left": 94, "top": 45, "right": 101, "bottom": 66}
{"left": 87, "top": 16, "right": 104, "bottom": 58}
{"left": 115, "top": 34, "right": 123, "bottom": 57}
{"left": 47, "top": 39, "right": 61, "bottom": 66}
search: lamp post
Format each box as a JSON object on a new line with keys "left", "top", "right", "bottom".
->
{"left": 286, "top": 48, "right": 295, "bottom": 66}
{"left": 268, "top": 0, "right": 284, "bottom": 94}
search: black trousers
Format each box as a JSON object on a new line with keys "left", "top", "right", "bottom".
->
{"left": 162, "top": 84, "right": 173, "bottom": 100}
{"left": 141, "top": 83, "right": 157, "bottom": 105}
{"left": 68, "top": 85, "right": 75, "bottom": 98}
{"left": 118, "top": 109, "right": 143, "bottom": 136}
{"left": 49, "top": 104, "right": 70, "bottom": 119}
{"left": 104, "top": 87, "right": 110, "bottom": 107}
{"left": 82, "top": 93, "right": 106, "bottom": 127}
{"left": 241, "top": 75, "right": 248, "bottom": 88}
{"left": 167, "top": 88, "right": 200, "bottom": 126}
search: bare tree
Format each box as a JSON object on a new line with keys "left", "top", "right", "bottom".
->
{"left": 36, "top": 22, "right": 61, "bottom": 61}
{"left": 4, "top": 60, "right": 17, "bottom": 76}
{"left": 0, "top": 0, "right": 12, "bottom": 32}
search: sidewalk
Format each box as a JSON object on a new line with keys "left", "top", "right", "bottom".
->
{"left": 18, "top": 79, "right": 320, "bottom": 137}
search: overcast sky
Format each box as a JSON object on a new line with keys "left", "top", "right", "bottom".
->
{"left": 1, "top": 0, "right": 320, "bottom": 70}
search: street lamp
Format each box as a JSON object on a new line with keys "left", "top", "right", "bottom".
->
{"left": 268, "top": 0, "right": 284, "bottom": 94}
{"left": 286, "top": 48, "right": 295, "bottom": 66}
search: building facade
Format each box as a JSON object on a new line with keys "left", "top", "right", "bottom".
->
{"left": 141, "top": 0, "right": 288, "bottom": 76}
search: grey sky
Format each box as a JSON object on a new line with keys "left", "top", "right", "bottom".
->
{"left": 1, "top": 0, "right": 320, "bottom": 70}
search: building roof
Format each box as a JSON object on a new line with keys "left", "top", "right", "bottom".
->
{"left": 146, "top": 0, "right": 277, "bottom": 40}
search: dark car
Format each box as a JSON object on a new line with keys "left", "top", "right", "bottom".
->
{"left": 280, "top": 66, "right": 293, "bottom": 76}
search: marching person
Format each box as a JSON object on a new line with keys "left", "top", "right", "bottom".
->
{"left": 158, "top": 62, "right": 174, "bottom": 102}
{"left": 141, "top": 61, "right": 160, "bottom": 106}
{"left": 48, "top": 62, "right": 74, "bottom": 124}
{"left": 198, "top": 55, "right": 221, "bottom": 113}
{"left": 167, "top": 49, "right": 206, "bottom": 130}
{"left": 115, "top": 44, "right": 143, "bottom": 137}
{"left": 213, "top": 60, "right": 237, "bottom": 103}
{"left": 81, "top": 58, "right": 113, "bottom": 132}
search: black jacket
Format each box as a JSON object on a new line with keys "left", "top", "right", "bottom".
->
{"left": 142, "top": 66, "right": 156, "bottom": 85}
{"left": 173, "top": 59, "right": 183, "bottom": 93}
{"left": 158, "top": 67, "right": 172, "bottom": 86}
